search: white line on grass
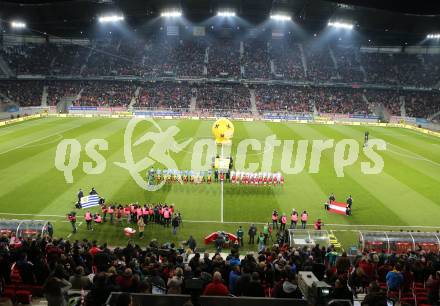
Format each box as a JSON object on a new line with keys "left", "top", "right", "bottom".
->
{"left": 387, "top": 143, "right": 440, "bottom": 167}
{"left": 67, "top": 222, "right": 82, "bottom": 238}
{"left": 0, "top": 212, "right": 438, "bottom": 229}
{"left": 0, "top": 124, "right": 82, "bottom": 155}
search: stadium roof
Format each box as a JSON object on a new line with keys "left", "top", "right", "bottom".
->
{"left": 0, "top": 0, "right": 439, "bottom": 42}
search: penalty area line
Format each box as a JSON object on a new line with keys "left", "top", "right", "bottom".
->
{"left": 0, "top": 213, "right": 438, "bottom": 230}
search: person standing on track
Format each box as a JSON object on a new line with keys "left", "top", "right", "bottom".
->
{"left": 364, "top": 131, "right": 369, "bottom": 147}
{"left": 68, "top": 212, "right": 77, "bottom": 233}
{"left": 301, "top": 211, "right": 308, "bottom": 229}
{"left": 271, "top": 210, "right": 279, "bottom": 230}
{"left": 248, "top": 224, "right": 257, "bottom": 244}
{"left": 290, "top": 209, "right": 298, "bottom": 229}
{"left": 85, "top": 211, "right": 93, "bottom": 230}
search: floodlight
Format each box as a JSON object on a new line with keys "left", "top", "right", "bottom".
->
{"left": 217, "top": 11, "right": 236, "bottom": 17}
{"left": 98, "top": 15, "right": 124, "bottom": 23}
{"left": 161, "top": 11, "right": 182, "bottom": 17}
{"left": 328, "top": 21, "right": 353, "bottom": 30}
{"left": 270, "top": 14, "right": 291, "bottom": 21}
{"left": 427, "top": 33, "right": 440, "bottom": 39}
{"left": 11, "top": 21, "right": 26, "bottom": 29}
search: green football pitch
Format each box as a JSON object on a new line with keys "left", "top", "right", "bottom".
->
{"left": 0, "top": 116, "right": 439, "bottom": 250}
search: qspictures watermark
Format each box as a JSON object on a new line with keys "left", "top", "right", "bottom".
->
{"left": 54, "top": 117, "right": 386, "bottom": 191}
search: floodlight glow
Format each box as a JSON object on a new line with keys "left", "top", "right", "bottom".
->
{"left": 11, "top": 21, "right": 26, "bottom": 29}
{"left": 160, "top": 11, "right": 182, "bottom": 17}
{"left": 270, "top": 14, "right": 291, "bottom": 21}
{"left": 328, "top": 21, "right": 353, "bottom": 30}
{"left": 217, "top": 11, "right": 236, "bottom": 17}
{"left": 427, "top": 33, "right": 440, "bottom": 39}
{"left": 98, "top": 15, "right": 124, "bottom": 23}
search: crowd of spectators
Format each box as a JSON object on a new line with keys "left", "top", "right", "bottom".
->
{"left": 364, "top": 89, "right": 402, "bottom": 116}
{"left": 405, "top": 92, "right": 440, "bottom": 118}
{"left": 46, "top": 82, "right": 83, "bottom": 106}
{"left": 304, "top": 44, "right": 338, "bottom": 82}
{"left": 74, "top": 81, "right": 136, "bottom": 107}
{"left": 242, "top": 40, "right": 271, "bottom": 79}
{"left": 1, "top": 229, "right": 440, "bottom": 306}
{"left": 1, "top": 44, "right": 57, "bottom": 75}
{"left": 255, "top": 86, "right": 370, "bottom": 115}
{"left": 0, "top": 81, "right": 43, "bottom": 106}
{"left": 313, "top": 88, "right": 369, "bottom": 115}
{"left": 333, "top": 46, "right": 365, "bottom": 83}
{"left": 207, "top": 40, "right": 241, "bottom": 78}
{"left": 2, "top": 39, "right": 440, "bottom": 89}
{"left": 136, "top": 82, "right": 192, "bottom": 109}
{"left": 196, "top": 84, "right": 251, "bottom": 110}
{"left": 270, "top": 40, "right": 305, "bottom": 80}
{"left": 254, "top": 86, "right": 312, "bottom": 113}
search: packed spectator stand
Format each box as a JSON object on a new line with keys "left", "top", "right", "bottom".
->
{"left": 136, "top": 83, "right": 192, "bottom": 109}
{"left": 0, "top": 37, "right": 439, "bottom": 119}
{"left": 196, "top": 84, "right": 251, "bottom": 110}
{"left": 1, "top": 231, "right": 439, "bottom": 305}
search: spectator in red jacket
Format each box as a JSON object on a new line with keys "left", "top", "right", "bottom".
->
{"left": 203, "top": 271, "right": 229, "bottom": 296}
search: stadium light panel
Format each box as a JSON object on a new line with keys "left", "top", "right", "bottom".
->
{"left": 427, "top": 33, "right": 440, "bottom": 39}
{"left": 217, "top": 11, "right": 236, "bottom": 17}
{"left": 270, "top": 14, "right": 291, "bottom": 21}
{"left": 328, "top": 21, "right": 354, "bottom": 30}
{"left": 98, "top": 15, "right": 124, "bottom": 23}
{"left": 11, "top": 21, "right": 26, "bottom": 29}
{"left": 160, "top": 11, "right": 182, "bottom": 17}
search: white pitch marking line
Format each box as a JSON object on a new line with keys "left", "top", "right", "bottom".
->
{"left": 67, "top": 221, "right": 82, "bottom": 238}
{"left": 0, "top": 124, "right": 82, "bottom": 155}
{"left": 0, "top": 212, "right": 438, "bottom": 229}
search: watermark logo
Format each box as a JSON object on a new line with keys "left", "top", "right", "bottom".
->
{"left": 114, "top": 117, "right": 192, "bottom": 191}
{"left": 54, "top": 117, "right": 386, "bottom": 190}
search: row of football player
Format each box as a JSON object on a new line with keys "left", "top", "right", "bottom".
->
{"left": 148, "top": 169, "right": 285, "bottom": 184}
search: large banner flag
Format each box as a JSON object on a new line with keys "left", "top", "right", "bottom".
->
{"left": 81, "top": 194, "right": 100, "bottom": 209}
{"left": 326, "top": 201, "right": 348, "bottom": 215}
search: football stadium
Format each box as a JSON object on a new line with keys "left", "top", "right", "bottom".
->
{"left": 0, "top": 0, "right": 439, "bottom": 305}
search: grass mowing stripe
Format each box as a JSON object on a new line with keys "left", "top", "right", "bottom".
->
{"left": 327, "top": 124, "right": 440, "bottom": 204}
{"left": 0, "top": 118, "right": 116, "bottom": 197}
{"left": 283, "top": 122, "right": 407, "bottom": 226}
{"left": 308, "top": 124, "right": 440, "bottom": 226}
{"left": 0, "top": 119, "right": 126, "bottom": 212}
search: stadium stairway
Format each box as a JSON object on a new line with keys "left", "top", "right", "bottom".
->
{"left": 0, "top": 55, "right": 14, "bottom": 77}
{"left": 400, "top": 95, "right": 406, "bottom": 117}
{"left": 328, "top": 46, "right": 338, "bottom": 70}
{"left": 189, "top": 96, "right": 197, "bottom": 112}
{"left": 249, "top": 89, "right": 259, "bottom": 116}
{"left": 298, "top": 43, "right": 308, "bottom": 77}
{"left": 41, "top": 86, "right": 48, "bottom": 107}
{"left": 128, "top": 86, "right": 141, "bottom": 109}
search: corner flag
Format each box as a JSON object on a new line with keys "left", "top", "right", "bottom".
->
{"left": 80, "top": 194, "right": 100, "bottom": 209}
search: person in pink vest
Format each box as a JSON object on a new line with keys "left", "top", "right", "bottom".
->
{"left": 108, "top": 206, "right": 114, "bottom": 224}
{"left": 94, "top": 213, "right": 102, "bottom": 223}
{"left": 136, "top": 207, "right": 143, "bottom": 221}
{"left": 149, "top": 206, "right": 154, "bottom": 222}
{"left": 85, "top": 211, "right": 93, "bottom": 230}
{"left": 142, "top": 205, "right": 149, "bottom": 224}
{"left": 163, "top": 208, "right": 170, "bottom": 227}
{"left": 159, "top": 206, "right": 164, "bottom": 224}
{"left": 124, "top": 206, "right": 131, "bottom": 223}
{"left": 271, "top": 210, "right": 278, "bottom": 230}
{"left": 290, "top": 209, "right": 298, "bottom": 229}
{"left": 301, "top": 210, "right": 308, "bottom": 229}
{"left": 280, "top": 213, "right": 287, "bottom": 231}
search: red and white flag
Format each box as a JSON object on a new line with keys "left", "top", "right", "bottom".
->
{"left": 327, "top": 201, "right": 347, "bottom": 215}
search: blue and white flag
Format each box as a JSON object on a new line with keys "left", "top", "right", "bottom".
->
{"left": 80, "top": 194, "right": 100, "bottom": 209}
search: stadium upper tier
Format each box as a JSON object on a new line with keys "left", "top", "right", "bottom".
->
{"left": 1, "top": 80, "right": 439, "bottom": 119}
{"left": 1, "top": 38, "right": 440, "bottom": 87}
